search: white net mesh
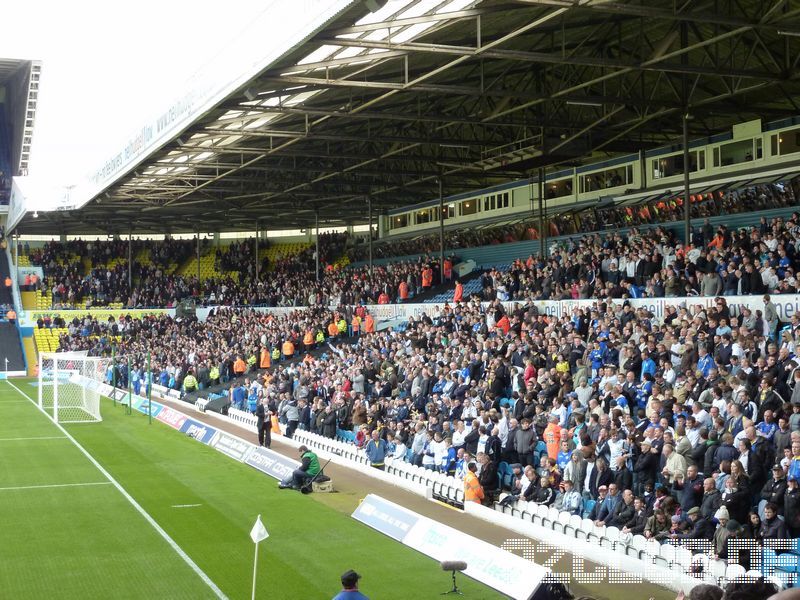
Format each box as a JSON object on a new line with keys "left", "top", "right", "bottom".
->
{"left": 38, "top": 353, "right": 111, "bottom": 423}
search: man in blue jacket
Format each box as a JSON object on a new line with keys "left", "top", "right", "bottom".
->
{"left": 364, "top": 430, "right": 388, "bottom": 470}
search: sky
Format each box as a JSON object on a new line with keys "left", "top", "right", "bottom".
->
{"left": 1, "top": 0, "right": 282, "bottom": 185}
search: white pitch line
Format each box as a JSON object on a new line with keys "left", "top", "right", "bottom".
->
{"left": 5, "top": 380, "right": 228, "bottom": 600}
{"left": 171, "top": 504, "right": 203, "bottom": 508}
{"left": 0, "top": 436, "right": 67, "bottom": 442}
{"left": 0, "top": 481, "right": 112, "bottom": 491}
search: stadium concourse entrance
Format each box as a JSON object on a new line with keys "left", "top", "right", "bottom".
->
{"left": 153, "top": 393, "right": 674, "bottom": 600}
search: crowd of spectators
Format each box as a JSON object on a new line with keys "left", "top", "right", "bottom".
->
{"left": 26, "top": 233, "right": 448, "bottom": 307}
{"left": 20, "top": 181, "right": 799, "bottom": 311}
{"left": 55, "top": 279, "right": 800, "bottom": 572}
{"left": 475, "top": 211, "right": 800, "bottom": 302}
{"left": 347, "top": 181, "right": 797, "bottom": 262}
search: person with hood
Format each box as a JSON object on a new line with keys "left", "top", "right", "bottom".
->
{"left": 711, "top": 506, "right": 731, "bottom": 558}
{"left": 514, "top": 417, "right": 537, "bottom": 466}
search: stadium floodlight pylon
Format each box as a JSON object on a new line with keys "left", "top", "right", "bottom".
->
{"left": 38, "top": 352, "right": 111, "bottom": 423}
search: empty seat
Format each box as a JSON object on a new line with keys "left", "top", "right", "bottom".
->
{"left": 725, "top": 563, "right": 746, "bottom": 584}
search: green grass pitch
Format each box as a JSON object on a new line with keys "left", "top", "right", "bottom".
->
{"left": 0, "top": 381, "right": 502, "bottom": 599}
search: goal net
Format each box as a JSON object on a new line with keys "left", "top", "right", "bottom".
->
{"left": 38, "top": 352, "right": 111, "bottom": 423}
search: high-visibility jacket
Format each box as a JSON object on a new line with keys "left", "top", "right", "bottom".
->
{"left": 303, "top": 331, "right": 314, "bottom": 346}
{"left": 544, "top": 423, "right": 561, "bottom": 460}
{"left": 337, "top": 319, "right": 347, "bottom": 334}
{"left": 453, "top": 282, "right": 463, "bottom": 302}
{"left": 233, "top": 358, "right": 246, "bottom": 374}
{"left": 464, "top": 470, "right": 484, "bottom": 503}
{"left": 398, "top": 281, "right": 409, "bottom": 300}
{"left": 209, "top": 366, "right": 219, "bottom": 381}
{"left": 282, "top": 340, "right": 295, "bottom": 357}
{"left": 24, "top": 274, "right": 31, "bottom": 286}
{"left": 183, "top": 374, "right": 198, "bottom": 391}
{"left": 443, "top": 259, "right": 452, "bottom": 279}
{"left": 260, "top": 348, "right": 271, "bottom": 369}
{"left": 327, "top": 322, "right": 339, "bottom": 337}
{"left": 272, "top": 347, "right": 281, "bottom": 361}
{"left": 351, "top": 316, "right": 361, "bottom": 332}
{"left": 496, "top": 315, "right": 510, "bottom": 335}
{"left": 378, "top": 292, "right": 389, "bottom": 304}
{"left": 364, "top": 315, "right": 375, "bottom": 333}
{"left": 315, "top": 330, "right": 325, "bottom": 343}
{"left": 421, "top": 268, "right": 433, "bottom": 287}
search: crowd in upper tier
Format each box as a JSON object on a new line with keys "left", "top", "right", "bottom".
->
{"left": 22, "top": 179, "right": 799, "bottom": 310}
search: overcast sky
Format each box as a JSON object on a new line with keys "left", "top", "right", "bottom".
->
{"left": 2, "top": 0, "right": 277, "bottom": 184}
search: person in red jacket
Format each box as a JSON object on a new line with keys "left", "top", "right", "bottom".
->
{"left": 398, "top": 281, "right": 409, "bottom": 302}
{"left": 378, "top": 291, "right": 390, "bottom": 304}
{"left": 453, "top": 280, "right": 463, "bottom": 302}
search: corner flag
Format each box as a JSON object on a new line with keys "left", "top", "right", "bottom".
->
{"left": 250, "top": 514, "right": 269, "bottom": 544}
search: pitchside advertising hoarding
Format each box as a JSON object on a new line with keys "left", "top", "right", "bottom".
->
{"left": 353, "top": 495, "right": 546, "bottom": 600}
{"left": 138, "top": 393, "right": 300, "bottom": 481}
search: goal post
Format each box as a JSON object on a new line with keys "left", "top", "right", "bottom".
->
{"left": 38, "top": 352, "right": 111, "bottom": 424}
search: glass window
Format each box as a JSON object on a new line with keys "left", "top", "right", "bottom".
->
{"left": 546, "top": 179, "right": 572, "bottom": 199}
{"left": 651, "top": 151, "right": 704, "bottom": 179}
{"left": 717, "top": 139, "right": 755, "bottom": 166}
{"left": 776, "top": 127, "right": 800, "bottom": 155}
{"left": 460, "top": 200, "right": 478, "bottom": 216}
{"left": 391, "top": 214, "right": 409, "bottom": 229}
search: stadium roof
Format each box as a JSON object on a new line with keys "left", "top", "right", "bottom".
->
{"left": 15, "top": 0, "right": 800, "bottom": 235}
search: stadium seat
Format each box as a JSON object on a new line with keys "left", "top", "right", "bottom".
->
{"left": 582, "top": 499, "right": 596, "bottom": 518}
{"left": 674, "top": 547, "right": 693, "bottom": 571}
{"left": 644, "top": 538, "right": 661, "bottom": 559}
{"left": 725, "top": 563, "right": 746, "bottom": 583}
{"left": 631, "top": 535, "right": 648, "bottom": 560}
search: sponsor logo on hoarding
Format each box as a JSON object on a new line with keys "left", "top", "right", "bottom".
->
{"left": 156, "top": 406, "right": 187, "bottom": 429}
{"left": 210, "top": 432, "right": 252, "bottom": 462}
{"left": 244, "top": 447, "right": 299, "bottom": 480}
{"left": 180, "top": 419, "right": 216, "bottom": 444}
{"left": 352, "top": 494, "right": 420, "bottom": 543}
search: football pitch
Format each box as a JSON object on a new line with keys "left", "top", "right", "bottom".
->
{"left": 0, "top": 380, "right": 501, "bottom": 599}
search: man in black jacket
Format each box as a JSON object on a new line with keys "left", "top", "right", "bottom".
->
{"left": 621, "top": 496, "right": 648, "bottom": 536}
{"left": 609, "top": 489, "right": 636, "bottom": 527}
{"left": 672, "top": 506, "right": 714, "bottom": 541}
{"left": 477, "top": 452, "right": 498, "bottom": 505}
{"left": 485, "top": 426, "right": 502, "bottom": 466}
{"left": 255, "top": 398, "right": 271, "bottom": 448}
{"left": 700, "top": 477, "right": 722, "bottom": 519}
{"left": 761, "top": 466, "right": 788, "bottom": 515}
{"left": 463, "top": 419, "right": 480, "bottom": 455}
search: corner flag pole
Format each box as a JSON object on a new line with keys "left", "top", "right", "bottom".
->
{"left": 250, "top": 514, "right": 269, "bottom": 600}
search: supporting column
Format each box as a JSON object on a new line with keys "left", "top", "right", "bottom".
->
{"left": 438, "top": 172, "right": 444, "bottom": 282}
{"left": 538, "top": 167, "right": 545, "bottom": 259}
{"left": 255, "top": 220, "right": 260, "bottom": 281}
{"left": 367, "top": 196, "right": 373, "bottom": 276}
{"left": 315, "top": 212, "right": 320, "bottom": 283}
{"left": 128, "top": 228, "right": 132, "bottom": 289}
{"left": 196, "top": 231, "right": 201, "bottom": 281}
{"left": 683, "top": 112, "right": 691, "bottom": 245}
